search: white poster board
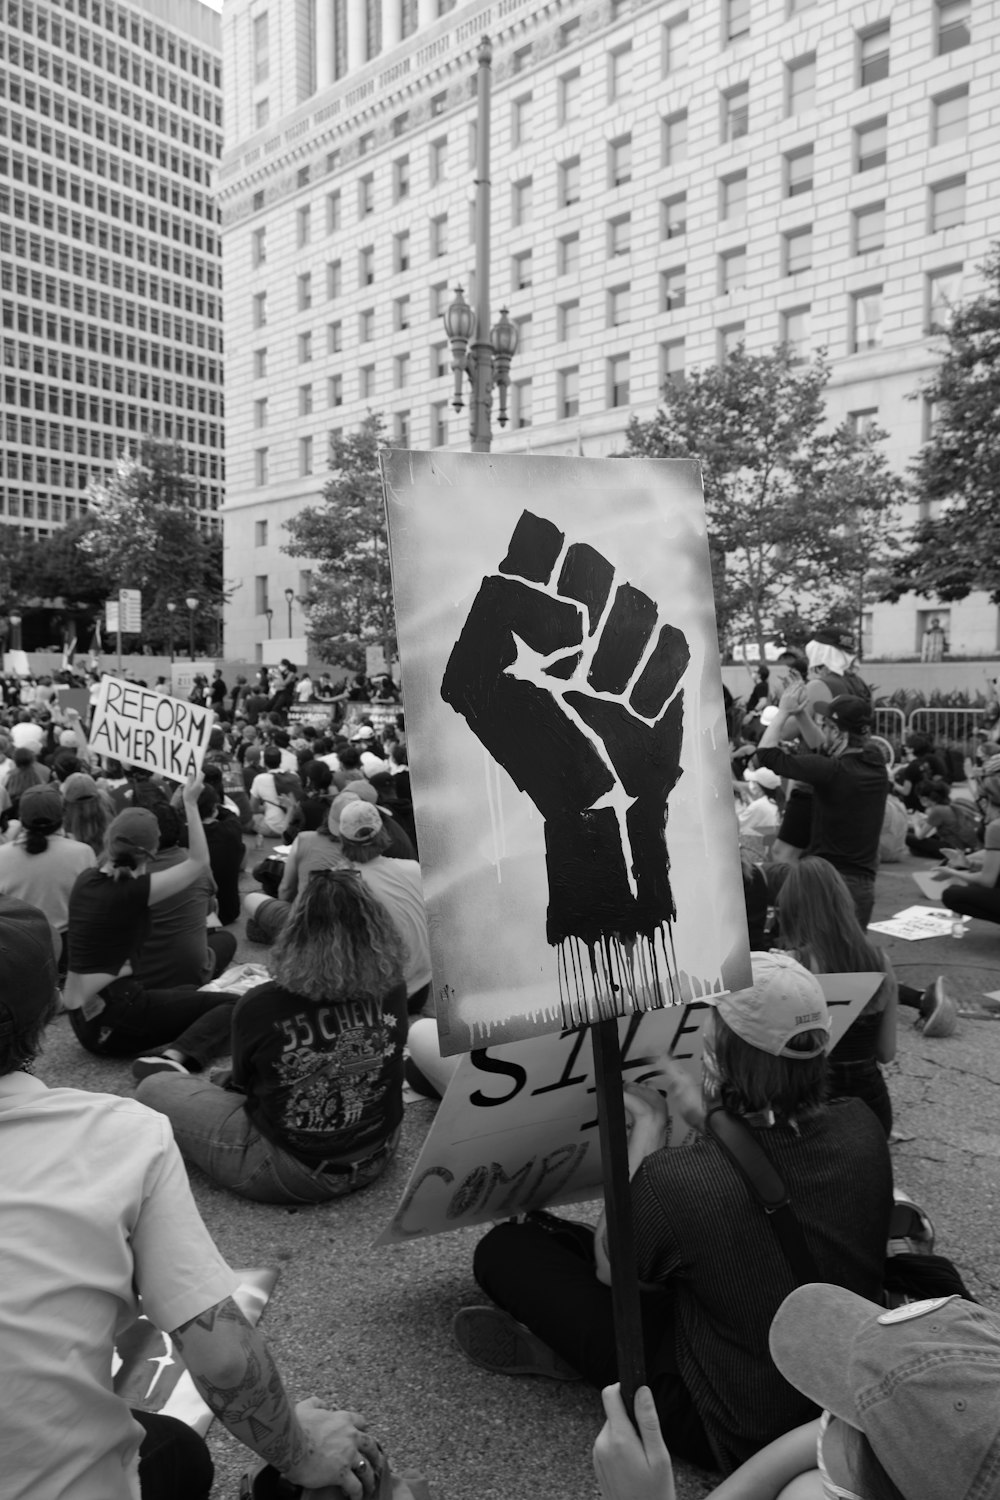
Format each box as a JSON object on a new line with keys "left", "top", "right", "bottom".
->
{"left": 88, "top": 675, "right": 213, "bottom": 780}
{"left": 379, "top": 973, "right": 882, "bottom": 1244}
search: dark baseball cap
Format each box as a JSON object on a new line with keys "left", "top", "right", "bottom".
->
{"left": 0, "top": 896, "right": 58, "bottom": 1036}
{"left": 815, "top": 696, "right": 871, "bottom": 733}
{"left": 17, "top": 785, "right": 64, "bottom": 830}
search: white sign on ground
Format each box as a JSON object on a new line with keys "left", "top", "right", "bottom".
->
{"left": 88, "top": 675, "right": 213, "bottom": 781}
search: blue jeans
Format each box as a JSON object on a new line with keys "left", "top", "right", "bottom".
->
{"left": 134, "top": 1074, "right": 400, "bottom": 1205}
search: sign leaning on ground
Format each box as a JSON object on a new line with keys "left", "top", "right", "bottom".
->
{"left": 88, "top": 675, "right": 213, "bottom": 781}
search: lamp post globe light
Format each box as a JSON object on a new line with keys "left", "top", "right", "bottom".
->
{"left": 166, "top": 601, "right": 177, "bottom": 663}
{"left": 9, "top": 612, "right": 22, "bottom": 651}
{"left": 284, "top": 587, "right": 295, "bottom": 638}
{"left": 441, "top": 38, "right": 518, "bottom": 452}
{"left": 264, "top": 608, "right": 274, "bottom": 640}
{"left": 185, "top": 595, "right": 198, "bottom": 660}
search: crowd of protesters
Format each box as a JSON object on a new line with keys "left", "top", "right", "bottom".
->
{"left": 1, "top": 642, "right": 998, "bottom": 1500}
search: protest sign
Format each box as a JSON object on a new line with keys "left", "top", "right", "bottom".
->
{"left": 379, "top": 973, "right": 880, "bottom": 1245}
{"left": 382, "top": 451, "right": 750, "bottom": 1056}
{"left": 88, "top": 675, "right": 213, "bottom": 781}
{"left": 869, "top": 904, "right": 959, "bottom": 940}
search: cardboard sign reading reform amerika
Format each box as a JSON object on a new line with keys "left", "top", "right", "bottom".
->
{"left": 88, "top": 675, "right": 213, "bottom": 781}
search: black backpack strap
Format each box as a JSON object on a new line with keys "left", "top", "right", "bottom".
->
{"left": 705, "top": 1108, "right": 820, "bottom": 1286}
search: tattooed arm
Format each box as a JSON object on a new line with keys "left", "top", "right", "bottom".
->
{"left": 170, "top": 1296, "right": 380, "bottom": 1495}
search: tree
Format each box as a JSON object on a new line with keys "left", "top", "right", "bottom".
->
{"left": 282, "top": 415, "right": 396, "bottom": 672}
{"left": 889, "top": 245, "right": 1000, "bottom": 603}
{"left": 78, "top": 438, "right": 222, "bottom": 654}
{"left": 622, "top": 345, "right": 904, "bottom": 659}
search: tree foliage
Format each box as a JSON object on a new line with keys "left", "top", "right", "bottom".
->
{"left": 889, "top": 245, "right": 1000, "bottom": 603}
{"left": 282, "top": 414, "right": 396, "bottom": 671}
{"left": 623, "top": 345, "right": 904, "bottom": 658}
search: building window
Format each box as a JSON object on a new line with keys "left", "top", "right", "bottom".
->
{"left": 431, "top": 281, "right": 450, "bottom": 318}
{"left": 358, "top": 175, "right": 374, "bottom": 218}
{"left": 662, "top": 111, "right": 688, "bottom": 165}
{"left": 327, "top": 321, "right": 343, "bottom": 354}
{"left": 394, "top": 295, "right": 411, "bottom": 332}
{"left": 558, "top": 368, "right": 580, "bottom": 420}
{"left": 327, "top": 260, "right": 342, "bottom": 299}
{"left": 515, "top": 316, "right": 534, "bottom": 356}
{"left": 662, "top": 192, "right": 687, "bottom": 240}
{"left": 926, "top": 265, "right": 964, "bottom": 332}
{"left": 608, "top": 45, "right": 632, "bottom": 103}
{"left": 559, "top": 16, "right": 581, "bottom": 48}
{"left": 849, "top": 408, "right": 879, "bottom": 438}
{"left": 858, "top": 24, "right": 890, "bottom": 87}
{"left": 254, "top": 448, "right": 269, "bottom": 485}
{"left": 328, "top": 374, "right": 343, "bottom": 407}
{"left": 719, "top": 246, "right": 747, "bottom": 294}
{"left": 726, "top": 0, "right": 750, "bottom": 42}
{"left": 253, "top": 398, "right": 268, "bottom": 429}
{"left": 661, "top": 267, "right": 686, "bottom": 311}
{"left": 558, "top": 233, "right": 580, "bottom": 276}
{"left": 558, "top": 71, "right": 581, "bottom": 125}
{"left": 608, "top": 285, "right": 631, "bottom": 327}
{"left": 392, "top": 111, "right": 410, "bottom": 138}
{"left": 431, "top": 400, "right": 448, "bottom": 446}
{"left": 512, "top": 43, "right": 533, "bottom": 74}
{"left": 360, "top": 365, "right": 376, "bottom": 400}
{"left": 559, "top": 158, "right": 581, "bottom": 208}
{"left": 393, "top": 410, "right": 411, "bottom": 446}
{"left": 721, "top": 170, "right": 748, "bottom": 221}
{"left": 252, "top": 292, "right": 267, "bottom": 328}
{"left": 430, "top": 91, "right": 446, "bottom": 118}
{"left": 432, "top": 342, "right": 449, "bottom": 378}
{"left": 512, "top": 379, "right": 533, "bottom": 429}
{"left": 253, "top": 13, "right": 270, "bottom": 82}
{"left": 297, "top": 272, "right": 312, "bottom": 311}
{"left": 855, "top": 117, "right": 887, "bottom": 172}
{"left": 722, "top": 84, "right": 749, "bottom": 142}
{"left": 513, "top": 251, "right": 533, "bottom": 290}
{"left": 326, "top": 190, "right": 341, "bottom": 233}
{"left": 786, "top": 55, "right": 816, "bottom": 115}
{"left": 609, "top": 215, "right": 632, "bottom": 257}
{"left": 430, "top": 215, "right": 448, "bottom": 258}
{"left": 296, "top": 205, "right": 311, "bottom": 248}
{"left": 936, "top": 0, "right": 970, "bottom": 55}
{"left": 608, "top": 355, "right": 630, "bottom": 408}
{"left": 513, "top": 95, "right": 534, "bottom": 145}
{"left": 781, "top": 306, "right": 811, "bottom": 361}
{"left": 610, "top": 136, "right": 632, "bottom": 188}
{"left": 850, "top": 288, "right": 883, "bottom": 352}
{"left": 513, "top": 178, "right": 533, "bottom": 226}
{"left": 930, "top": 177, "right": 965, "bottom": 232}
{"left": 783, "top": 226, "right": 812, "bottom": 275}
{"left": 255, "top": 574, "right": 269, "bottom": 611}
{"left": 255, "top": 522, "right": 269, "bottom": 548}
{"left": 785, "top": 145, "right": 814, "bottom": 197}
{"left": 393, "top": 156, "right": 410, "bottom": 201}
{"left": 394, "top": 353, "right": 410, "bottom": 389}
{"left": 854, "top": 203, "right": 886, "bottom": 254}
{"left": 251, "top": 227, "right": 266, "bottom": 267}
{"left": 298, "top": 332, "right": 313, "bottom": 362}
{"left": 663, "top": 15, "right": 689, "bottom": 73}
{"left": 298, "top": 384, "right": 313, "bottom": 416}
{"left": 394, "top": 231, "right": 411, "bottom": 273}
{"left": 299, "top": 436, "right": 313, "bottom": 476}
{"left": 718, "top": 323, "right": 745, "bottom": 361}
{"left": 932, "top": 87, "right": 968, "bottom": 146}
{"left": 254, "top": 348, "right": 268, "bottom": 378}
{"left": 558, "top": 300, "right": 580, "bottom": 341}
{"left": 429, "top": 137, "right": 447, "bottom": 184}
{"left": 360, "top": 308, "right": 375, "bottom": 342}
{"left": 660, "top": 339, "right": 685, "bottom": 388}
{"left": 255, "top": 98, "right": 270, "bottom": 130}
{"left": 359, "top": 246, "right": 375, "bottom": 287}
{"left": 359, "top": 131, "right": 375, "bottom": 157}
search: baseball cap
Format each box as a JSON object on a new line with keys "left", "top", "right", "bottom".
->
{"left": 339, "top": 800, "right": 384, "bottom": 844}
{"left": 327, "top": 790, "right": 361, "bottom": 836}
{"left": 107, "top": 807, "right": 160, "bottom": 860}
{"left": 770, "top": 1284, "right": 1000, "bottom": 1500}
{"left": 61, "top": 772, "right": 99, "bottom": 803}
{"left": 743, "top": 766, "right": 781, "bottom": 791}
{"left": 0, "top": 895, "right": 59, "bottom": 1037}
{"left": 715, "top": 950, "right": 830, "bottom": 1058}
{"left": 343, "top": 780, "right": 379, "bottom": 805}
{"left": 350, "top": 725, "right": 375, "bottom": 741}
{"left": 17, "top": 785, "right": 64, "bottom": 830}
{"left": 58, "top": 730, "right": 79, "bottom": 747}
{"left": 814, "top": 695, "right": 871, "bottom": 733}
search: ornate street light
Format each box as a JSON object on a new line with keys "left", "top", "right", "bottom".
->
{"left": 9, "top": 612, "right": 22, "bottom": 650}
{"left": 185, "top": 595, "right": 198, "bottom": 660}
{"left": 264, "top": 608, "right": 274, "bottom": 640}
{"left": 284, "top": 586, "right": 295, "bottom": 637}
{"left": 166, "top": 600, "right": 177, "bottom": 662}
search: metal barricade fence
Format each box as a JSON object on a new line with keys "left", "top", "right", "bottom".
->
{"left": 872, "top": 707, "right": 907, "bottom": 748}
{"left": 907, "top": 707, "right": 986, "bottom": 750}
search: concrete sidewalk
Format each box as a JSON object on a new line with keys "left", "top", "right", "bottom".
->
{"left": 34, "top": 846, "right": 1000, "bottom": 1500}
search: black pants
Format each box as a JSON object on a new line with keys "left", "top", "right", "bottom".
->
{"left": 943, "top": 880, "right": 1000, "bottom": 925}
{"left": 828, "top": 1057, "right": 892, "bottom": 1136}
{"left": 134, "top": 1409, "right": 213, "bottom": 1500}
{"left": 473, "top": 1218, "right": 716, "bottom": 1471}
{"left": 70, "top": 979, "right": 236, "bottom": 1067}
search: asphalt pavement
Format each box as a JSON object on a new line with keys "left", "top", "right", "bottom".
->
{"left": 35, "top": 845, "right": 1000, "bottom": 1500}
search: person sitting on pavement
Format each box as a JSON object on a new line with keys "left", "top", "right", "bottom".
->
{"left": 937, "top": 787, "right": 1000, "bottom": 930}
{"left": 453, "top": 952, "right": 892, "bottom": 1476}
{"left": 592, "top": 1285, "right": 1000, "bottom": 1500}
{"left": 905, "top": 777, "right": 980, "bottom": 861}
{"left": 197, "top": 782, "right": 246, "bottom": 925}
{"left": 894, "top": 733, "right": 952, "bottom": 813}
{"left": 756, "top": 694, "right": 889, "bottom": 928}
{"left": 736, "top": 766, "right": 782, "bottom": 839}
{"left": 0, "top": 894, "right": 384, "bottom": 1500}
{"left": 0, "top": 783, "right": 95, "bottom": 969}
{"left": 134, "top": 872, "right": 408, "bottom": 1205}
{"left": 250, "top": 745, "right": 300, "bottom": 839}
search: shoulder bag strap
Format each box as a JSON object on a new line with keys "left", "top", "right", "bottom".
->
{"left": 705, "top": 1107, "right": 820, "bottom": 1286}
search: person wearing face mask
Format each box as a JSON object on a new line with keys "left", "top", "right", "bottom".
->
{"left": 755, "top": 694, "right": 889, "bottom": 929}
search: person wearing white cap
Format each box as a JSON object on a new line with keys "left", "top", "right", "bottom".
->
{"left": 455, "top": 952, "right": 893, "bottom": 1476}
{"left": 737, "top": 766, "right": 782, "bottom": 838}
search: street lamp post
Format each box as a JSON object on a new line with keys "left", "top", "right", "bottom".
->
{"left": 441, "top": 37, "right": 518, "bottom": 452}
{"left": 185, "top": 595, "right": 198, "bottom": 660}
{"left": 166, "top": 601, "right": 177, "bottom": 663}
{"left": 284, "top": 587, "right": 295, "bottom": 638}
{"left": 264, "top": 608, "right": 274, "bottom": 640}
{"left": 9, "top": 612, "right": 22, "bottom": 651}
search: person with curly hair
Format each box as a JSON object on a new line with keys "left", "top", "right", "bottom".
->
{"left": 134, "top": 871, "right": 408, "bottom": 1205}
{"left": 60, "top": 772, "right": 117, "bottom": 857}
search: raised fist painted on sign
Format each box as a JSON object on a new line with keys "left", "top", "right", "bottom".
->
{"left": 441, "top": 510, "right": 689, "bottom": 1026}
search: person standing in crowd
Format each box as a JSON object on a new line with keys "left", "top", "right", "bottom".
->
{"left": 768, "top": 649, "right": 835, "bottom": 866}
{"left": 454, "top": 953, "right": 891, "bottom": 1476}
{"left": 0, "top": 894, "right": 384, "bottom": 1500}
{"left": 755, "top": 694, "right": 889, "bottom": 927}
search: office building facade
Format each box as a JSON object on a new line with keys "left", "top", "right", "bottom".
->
{"left": 219, "top": 0, "right": 997, "bottom": 663}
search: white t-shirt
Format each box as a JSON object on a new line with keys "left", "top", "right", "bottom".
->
{"left": 357, "top": 856, "right": 431, "bottom": 999}
{"left": 250, "top": 770, "right": 290, "bottom": 835}
{"left": 0, "top": 1074, "right": 238, "bottom": 1500}
{"left": 0, "top": 833, "right": 96, "bottom": 946}
{"left": 737, "top": 796, "right": 780, "bottom": 836}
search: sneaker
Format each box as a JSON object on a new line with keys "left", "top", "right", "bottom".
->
{"left": 919, "top": 977, "right": 959, "bottom": 1039}
{"left": 452, "top": 1306, "right": 582, "bottom": 1381}
{"left": 132, "top": 1056, "right": 189, "bottom": 1083}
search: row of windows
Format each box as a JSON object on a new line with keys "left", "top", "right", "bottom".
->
{"left": 1, "top": 110, "right": 215, "bottom": 195}
{"left": 0, "top": 225, "right": 220, "bottom": 298}
{"left": 1, "top": 264, "right": 218, "bottom": 322}
{"left": 0, "top": 354, "right": 223, "bottom": 412}
{"left": 1, "top": 148, "right": 215, "bottom": 223}
{"left": 0, "top": 32, "right": 221, "bottom": 124}
{"left": 3, "top": 328, "right": 223, "bottom": 385}
{"left": 722, "top": 0, "right": 970, "bottom": 53}
{"left": 7, "top": 0, "right": 220, "bottom": 83}
{"left": 1, "top": 186, "right": 220, "bottom": 263}
{"left": 0, "top": 66, "right": 223, "bottom": 158}
{"left": 0, "top": 389, "right": 220, "bottom": 446}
